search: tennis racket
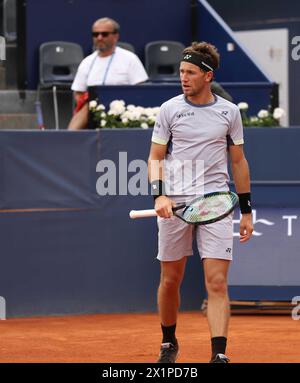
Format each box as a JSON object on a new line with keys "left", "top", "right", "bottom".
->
{"left": 129, "top": 191, "right": 239, "bottom": 225}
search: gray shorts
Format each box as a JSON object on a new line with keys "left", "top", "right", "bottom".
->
{"left": 157, "top": 213, "right": 233, "bottom": 262}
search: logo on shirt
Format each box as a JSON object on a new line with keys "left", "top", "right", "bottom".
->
{"left": 176, "top": 112, "right": 195, "bottom": 119}
{"left": 221, "top": 110, "right": 229, "bottom": 116}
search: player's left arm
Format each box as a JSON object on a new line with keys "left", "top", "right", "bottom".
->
{"left": 229, "top": 144, "right": 253, "bottom": 243}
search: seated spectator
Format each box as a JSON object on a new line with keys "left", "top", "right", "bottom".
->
{"left": 68, "top": 17, "right": 148, "bottom": 130}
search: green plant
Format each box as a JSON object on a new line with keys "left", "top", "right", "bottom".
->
{"left": 238, "top": 102, "right": 285, "bottom": 127}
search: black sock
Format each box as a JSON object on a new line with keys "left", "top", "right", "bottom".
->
{"left": 211, "top": 336, "right": 227, "bottom": 358}
{"left": 161, "top": 323, "right": 177, "bottom": 345}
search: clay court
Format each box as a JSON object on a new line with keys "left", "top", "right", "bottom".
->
{"left": 1, "top": 312, "right": 299, "bottom": 363}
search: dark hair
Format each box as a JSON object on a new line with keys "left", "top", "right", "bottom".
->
{"left": 183, "top": 41, "right": 220, "bottom": 71}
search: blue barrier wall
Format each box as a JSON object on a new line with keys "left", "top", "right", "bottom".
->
{"left": 0, "top": 128, "right": 299, "bottom": 318}
{"left": 0, "top": 130, "right": 205, "bottom": 318}
{"left": 89, "top": 83, "right": 275, "bottom": 122}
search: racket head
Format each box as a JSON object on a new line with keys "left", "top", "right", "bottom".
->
{"left": 174, "top": 191, "right": 239, "bottom": 225}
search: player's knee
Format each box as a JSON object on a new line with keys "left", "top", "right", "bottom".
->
{"left": 206, "top": 275, "right": 228, "bottom": 296}
{"left": 160, "top": 275, "right": 181, "bottom": 291}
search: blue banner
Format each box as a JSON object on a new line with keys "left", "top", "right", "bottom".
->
{"left": 230, "top": 208, "right": 300, "bottom": 286}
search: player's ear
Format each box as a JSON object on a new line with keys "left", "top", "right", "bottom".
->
{"left": 205, "top": 71, "right": 214, "bottom": 83}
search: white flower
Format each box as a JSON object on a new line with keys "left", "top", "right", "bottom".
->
{"left": 135, "top": 106, "right": 145, "bottom": 115}
{"left": 250, "top": 116, "right": 259, "bottom": 122}
{"left": 121, "top": 110, "right": 131, "bottom": 119}
{"left": 90, "top": 99, "right": 160, "bottom": 128}
{"left": 110, "top": 99, "right": 125, "bottom": 108}
{"left": 109, "top": 100, "right": 126, "bottom": 115}
{"left": 131, "top": 111, "right": 142, "bottom": 120}
{"left": 144, "top": 107, "right": 155, "bottom": 117}
{"left": 273, "top": 107, "right": 285, "bottom": 120}
{"left": 257, "top": 109, "right": 269, "bottom": 119}
{"left": 96, "top": 104, "right": 105, "bottom": 111}
{"left": 238, "top": 102, "right": 248, "bottom": 110}
{"left": 121, "top": 110, "right": 135, "bottom": 120}
{"left": 89, "top": 100, "right": 97, "bottom": 109}
{"left": 126, "top": 104, "right": 136, "bottom": 112}
{"left": 148, "top": 115, "right": 156, "bottom": 124}
{"left": 113, "top": 106, "right": 126, "bottom": 115}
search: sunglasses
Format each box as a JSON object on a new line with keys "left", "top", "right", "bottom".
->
{"left": 92, "top": 31, "right": 116, "bottom": 38}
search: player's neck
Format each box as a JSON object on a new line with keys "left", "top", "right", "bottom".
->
{"left": 187, "top": 90, "right": 214, "bottom": 105}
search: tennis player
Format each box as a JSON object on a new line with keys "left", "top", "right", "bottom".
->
{"left": 148, "top": 41, "right": 253, "bottom": 363}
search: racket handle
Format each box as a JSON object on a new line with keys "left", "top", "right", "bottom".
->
{"left": 129, "top": 209, "right": 157, "bottom": 219}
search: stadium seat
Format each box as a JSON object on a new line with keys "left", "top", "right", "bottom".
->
{"left": 38, "top": 41, "right": 84, "bottom": 129}
{"left": 3, "top": 0, "right": 17, "bottom": 42}
{"left": 117, "top": 41, "right": 135, "bottom": 53}
{"left": 145, "top": 40, "right": 185, "bottom": 82}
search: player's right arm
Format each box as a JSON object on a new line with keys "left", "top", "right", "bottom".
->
{"left": 148, "top": 143, "right": 175, "bottom": 218}
{"left": 74, "top": 91, "right": 85, "bottom": 104}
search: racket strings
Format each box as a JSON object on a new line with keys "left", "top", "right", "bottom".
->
{"left": 182, "top": 194, "right": 237, "bottom": 223}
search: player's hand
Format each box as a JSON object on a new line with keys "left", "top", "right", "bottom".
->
{"left": 154, "top": 196, "right": 176, "bottom": 218}
{"left": 239, "top": 213, "right": 253, "bottom": 243}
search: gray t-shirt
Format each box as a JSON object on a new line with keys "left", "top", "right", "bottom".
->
{"left": 151, "top": 94, "right": 244, "bottom": 202}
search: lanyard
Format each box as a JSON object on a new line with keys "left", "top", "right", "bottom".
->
{"left": 102, "top": 51, "right": 115, "bottom": 85}
{"left": 86, "top": 51, "right": 115, "bottom": 86}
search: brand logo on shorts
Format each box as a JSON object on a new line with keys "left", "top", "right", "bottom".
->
{"left": 226, "top": 248, "right": 232, "bottom": 253}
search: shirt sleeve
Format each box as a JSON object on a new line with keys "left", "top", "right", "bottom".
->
{"left": 228, "top": 105, "right": 244, "bottom": 145}
{"left": 151, "top": 103, "right": 171, "bottom": 145}
{"left": 71, "top": 57, "right": 90, "bottom": 92}
{"left": 127, "top": 55, "right": 149, "bottom": 85}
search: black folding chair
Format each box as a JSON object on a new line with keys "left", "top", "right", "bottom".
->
{"left": 145, "top": 40, "right": 185, "bottom": 82}
{"left": 37, "top": 41, "right": 84, "bottom": 129}
{"left": 3, "top": 0, "right": 17, "bottom": 42}
{"left": 117, "top": 41, "right": 135, "bottom": 53}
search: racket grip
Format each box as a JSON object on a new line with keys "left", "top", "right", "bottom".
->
{"left": 129, "top": 209, "right": 157, "bottom": 219}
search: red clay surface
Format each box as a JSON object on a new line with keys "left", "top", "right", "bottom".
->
{"left": 1, "top": 312, "right": 299, "bottom": 363}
